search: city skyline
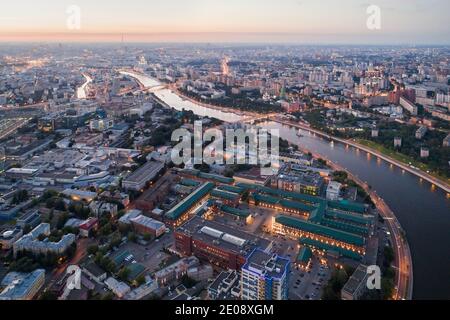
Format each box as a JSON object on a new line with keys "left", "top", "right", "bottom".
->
{"left": 0, "top": 0, "right": 449, "bottom": 44}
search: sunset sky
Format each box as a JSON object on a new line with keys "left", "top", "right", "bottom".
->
{"left": 0, "top": 0, "right": 449, "bottom": 44}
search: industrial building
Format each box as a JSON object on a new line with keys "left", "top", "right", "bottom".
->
{"left": 130, "top": 215, "right": 167, "bottom": 238}
{"left": 122, "top": 161, "right": 165, "bottom": 191}
{"left": 273, "top": 215, "right": 367, "bottom": 261}
{"left": 174, "top": 217, "right": 272, "bottom": 270}
{"left": 165, "top": 182, "right": 215, "bottom": 227}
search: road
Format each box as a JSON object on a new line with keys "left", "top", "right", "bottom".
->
{"left": 44, "top": 238, "right": 90, "bottom": 292}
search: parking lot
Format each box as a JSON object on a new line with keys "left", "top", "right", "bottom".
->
{"left": 289, "top": 256, "right": 331, "bottom": 300}
{"left": 117, "top": 232, "right": 175, "bottom": 273}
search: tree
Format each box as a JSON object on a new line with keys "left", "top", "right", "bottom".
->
{"left": 143, "top": 233, "right": 152, "bottom": 241}
{"left": 87, "top": 244, "right": 99, "bottom": 255}
{"left": 383, "top": 246, "right": 395, "bottom": 267}
{"left": 118, "top": 267, "right": 131, "bottom": 282}
{"left": 180, "top": 275, "right": 198, "bottom": 289}
{"left": 40, "top": 291, "right": 58, "bottom": 300}
{"left": 136, "top": 275, "right": 146, "bottom": 286}
{"left": 127, "top": 232, "right": 137, "bottom": 243}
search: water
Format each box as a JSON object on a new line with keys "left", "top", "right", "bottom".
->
{"left": 154, "top": 89, "right": 244, "bottom": 123}
{"left": 120, "top": 71, "right": 244, "bottom": 122}
{"left": 125, "top": 71, "right": 450, "bottom": 299}
{"left": 76, "top": 74, "right": 92, "bottom": 99}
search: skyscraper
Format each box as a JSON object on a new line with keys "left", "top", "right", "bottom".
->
{"left": 240, "top": 249, "right": 290, "bottom": 300}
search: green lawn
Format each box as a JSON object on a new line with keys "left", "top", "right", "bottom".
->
{"left": 355, "top": 139, "right": 450, "bottom": 184}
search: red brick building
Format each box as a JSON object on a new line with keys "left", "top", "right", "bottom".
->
{"left": 174, "top": 217, "right": 272, "bottom": 270}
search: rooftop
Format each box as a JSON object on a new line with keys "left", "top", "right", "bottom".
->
{"left": 177, "top": 216, "right": 272, "bottom": 257}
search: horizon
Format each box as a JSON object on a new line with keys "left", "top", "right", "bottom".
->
{"left": 1, "top": 0, "right": 449, "bottom": 44}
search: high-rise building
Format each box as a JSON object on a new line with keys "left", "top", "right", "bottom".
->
{"left": 240, "top": 249, "right": 290, "bottom": 300}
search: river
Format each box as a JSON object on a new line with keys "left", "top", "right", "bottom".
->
{"left": 76, "top": 74, "right": 93, "bottom": 99}
{"left": 124, "top": 71, "right": 450, "bottom": 299}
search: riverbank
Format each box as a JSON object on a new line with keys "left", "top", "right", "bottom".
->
{"left": 272, "top": 118, "right": 450, "bottom": 195}
{"left": 171, "top": 86, "right": 257, "bottom": 119}
{"left": 355, "top": 138, "right": 449, "bottom": 185}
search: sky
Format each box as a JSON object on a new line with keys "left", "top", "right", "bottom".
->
{"left": 0, "top": 0, "right": 449, "bottom": 44}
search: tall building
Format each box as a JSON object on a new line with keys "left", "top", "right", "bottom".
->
{"left": 240, "top": 249, "right": 290, "bottom": 300}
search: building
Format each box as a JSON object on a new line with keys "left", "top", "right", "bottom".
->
{"left": 0, "top": 228, "right": 23, "bottom": 250}
{"left": 399, "top": 96, "right": 418, "bottom": 116}
{"left": 165, "top": 182, "right": 215, "bottom": 227}
{"left": 420, "top": 147, "right": 430, "bottom": 158}
{"left": 240, "top": 249, "right": 290, "bottom": 300}
{"left": 219, "top": 205, "right": 253, "bottom": 225}
{"left": 207, "top": 270, "right": 240, "bottom": 300}
{"left": 296, "top": 247, "right": 312, "bottom": 269}
{"left": 16, "top": 210, "right": 41, "bottom": 229}
{"left": 89, "top": 118, "right": 114, "bottom": 132}
{"left": 104, "top": 277, "right": 131, "bottom": 299}
{"left": 272, "top": 167, "right": 324, "bottom": 196}
{"left": 89, "top": 201, "right": 118, "bottom": 218}
{"left": 174, "top": 217, "right": 272, "bottom": 270}
{"left": 273, "top": 215, "right": 367, "bottom": 260}
{"left": 187, "top": 265, "right": 214, "bottom": 282}
{"left": 326, "top": 181, "right": 342, "bottom": 201}
{"left": 154, "top": 256, "right": 200, "bottom": 287}
{"left": 371, "top": 129, "right": 379, "bottom": 138}
{"left": 79, "top": 218, "right": 99, "bottom": 237}
{"left": 443, "top": 133, "right": 450, "bottom": 147}
{"left": 415, "top": 126, "right": 428, "bottom": 139}
{"left": 82, "top": 262, "right": 107, "bottom": 284}
{"left": 122, "top": 161, "right": 165, "bottom": 191}
{"left": 118, "top": 209, "right": 142, "bottom": 225}
{"left": 130, "top": 215, "right": 166, "bottom": 238}
{"left": 134, "top": 173, "right": 174, "bottom": 213}
{"left": 0, "top": 269, "right": 45, "bottom": 300}
{"left": 62, "top": 189, "right": 97, "bottom": 203}
{"left": 13, "top": 223, "right": 76, "bottom": 258}
{"left": 341, "top": 264, "right": 369, "bottom": 300}
{"left": 394, "top": 137, "right": 402, "bottom": 148}
{"left": 210, "top": 188, "right": 240, "bottom": 207}
{"left": 124, "top": 279, "right": 159, "bottom": 300}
